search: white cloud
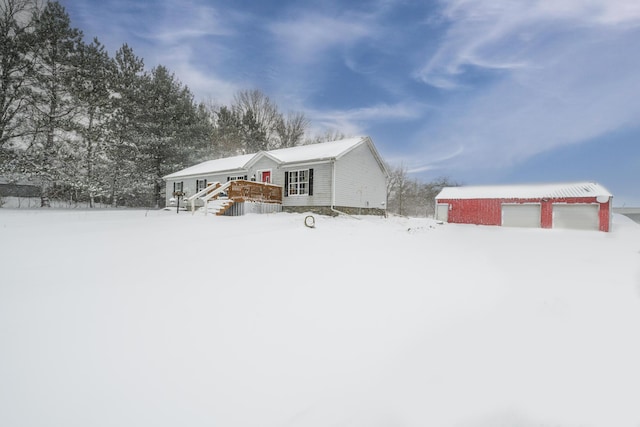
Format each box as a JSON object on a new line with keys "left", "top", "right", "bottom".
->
{"left": 143, "top": 1, "right": 233, "bottom": 42}
{"left": 417, "top": 0, "right": 640, "bottom": 88}
{"left": 268, "top": 13, "right": 372, "bottom": 64}
{"left": 308, "top": 102, "right": 427, "bottom": 137}
{"left": 410, "top": 0, "right": 640, "bottom": 177}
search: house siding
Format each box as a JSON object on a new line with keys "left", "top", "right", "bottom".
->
{"left": 280, "top": 162, "right": 333, "bottom": 207}
{"left": 334, "top": 143, "right": 387, "bottom": 210}
{"left": 249, "top": 157, "right": 279, "bottom": 181}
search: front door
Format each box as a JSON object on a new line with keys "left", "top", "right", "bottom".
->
{"left": 260, "top": 171, "right": 271, "bottom": 183}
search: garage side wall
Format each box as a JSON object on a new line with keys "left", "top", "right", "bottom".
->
{"left": 438, "top": 196, "right": 611, "bottom": 231}
{"left": 437, "top": 199, "right": 502, "bottom": 225}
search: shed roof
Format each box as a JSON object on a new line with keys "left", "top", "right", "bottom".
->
{"left": 436, "top": 182, "right": 612, "bottom": 200}
{"left": 163, "top": 136, "right": 380, "bottom": 180}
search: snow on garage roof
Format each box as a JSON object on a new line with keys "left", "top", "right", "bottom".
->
{"left": 163, "top": 137, "right": 370, "bottom": 180}
{"left": 436, "top": 182, "right": 613, "bottom": 200}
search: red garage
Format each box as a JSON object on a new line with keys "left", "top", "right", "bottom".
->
{"left": 435, "top": 182, "right": 612, "bottom": 232}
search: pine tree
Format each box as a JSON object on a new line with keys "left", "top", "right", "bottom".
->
{"left": 106, "top": 43, "right": 145, "bottom": 207}
{"left": 26, "top": 1, "right": 83, "bottom": 206}
{"left": 211, "top": 105, "right": 243, "bottom": 156}
{"left": 70, "top": 37, "right": 114, "bottom": 207}
{"left": 138, "top": 65, "right": 209, "bottom": 207}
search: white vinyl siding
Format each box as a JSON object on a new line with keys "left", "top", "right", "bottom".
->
{"left": 502, "top": 204, "right": 541, "bottom": 228}
{"left": 553, "top": 204, "right": 599, "bottom": 230}
{"left": 249, "top": 157, "right": 279, "bottom": 181}
{"left": 333, "top": 142, "right": 387, "bottom": 209}
{"left": 281, "top": 163, "right": 332, "bottom": 207}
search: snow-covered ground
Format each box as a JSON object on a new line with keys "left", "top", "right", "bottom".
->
{"left": 1, "top": 209, "right": 639, "bottom": 427}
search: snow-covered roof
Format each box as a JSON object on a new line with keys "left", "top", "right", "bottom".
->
{"left": 163, "top": 154, "right": 255, "bottom": 179}
{"left": 267, "top": 137, "right": 365, "bottom": 163}
{"left": 436, "top": 182, "right": 613, "bottom": 200}
{"left": 163, "top": 137, "right": 374, "bottom": 180}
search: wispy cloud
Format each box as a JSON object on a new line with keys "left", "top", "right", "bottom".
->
{"left": 409, "top": 0, "right": 640, "bottom": 180}
{"left": 268, "top": 12, "right": 372, "bottom": 64}
{"left": 416, "top": 0, "right": 640, "bottom": 88}
{"left": 309, "top": 101, "right": 427, "bottom": 137}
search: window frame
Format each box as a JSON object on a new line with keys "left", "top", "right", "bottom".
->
{"left": 196, "top": 179, "right": 207, "bottom": 193}
{"left": 287, "top": 169, "right": 309, "bottom": 196}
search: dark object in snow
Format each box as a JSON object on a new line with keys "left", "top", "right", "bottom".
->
{"left": 304, "top": 215, "right": 315, "bottom": 228}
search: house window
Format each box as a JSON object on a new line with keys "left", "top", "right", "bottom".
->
{"left": 173, "top": 181, "right": 183, "bottom": 193}
{"left": 226, "top": 175, "right": 247, "bottom": 181}
{"left": 196, "top": 179, "right": 207, "bottom": 193}
{"left": 286, "top": 169, "right": 313, "bottom": 196}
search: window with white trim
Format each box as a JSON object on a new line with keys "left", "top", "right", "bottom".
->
{"left": 196, "top": 179, "right": 207, "bottom": 192}
{"left": 288, "top": 170, "right": 308, "bottom": 196}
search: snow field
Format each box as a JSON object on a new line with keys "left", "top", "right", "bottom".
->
{"left": 1, "top": 210, "right": 639, "bottom": 427}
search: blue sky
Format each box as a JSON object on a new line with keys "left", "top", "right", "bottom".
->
{"left": 61, "top": 0, "right": 640, "bottom": 206}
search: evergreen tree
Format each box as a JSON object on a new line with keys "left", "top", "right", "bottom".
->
{"left": 240, "top": 108, "right": 267, "bottom": 152}
{"left": 138, "top": 65, "right": 209, "bottom": 207}
{"left": 69, "top": 37, "right": 114, "bottom": 207}
{"left": 26, "top": 1, "right": 83, "bottom": 206}
{"left": 211, "top": 105, "right": 243, "bottom": 156}
{"left": 106, "top": 43, "right": 145, "bottom": 207}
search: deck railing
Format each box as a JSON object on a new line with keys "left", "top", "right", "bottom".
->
{"left": 185, "top": 180, "right": 282, "bottom": 215}
{"left": 227, "top": 180, "right": 283, "bottom": 204}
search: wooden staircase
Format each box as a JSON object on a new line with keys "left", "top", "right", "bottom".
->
{"left": 206, "top": 198, "right": 235, "bottom": 216}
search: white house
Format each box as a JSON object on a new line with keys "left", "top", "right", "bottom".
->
{"left": 163, "top": 136, "right": 389, "bottom": 215}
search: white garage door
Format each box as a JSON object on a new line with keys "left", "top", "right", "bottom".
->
{"left": 552, "top": 204, "right": 599, "bottom": 230}
{"left": 502, "top": 204, "right": 541, "bottom": 228}
{"left": 436, "top": 204, "right": 448, "bottom": 222}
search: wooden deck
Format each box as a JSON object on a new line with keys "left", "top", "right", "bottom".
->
{"left": 226, "top": 180, "right": 282, "bottom": 204}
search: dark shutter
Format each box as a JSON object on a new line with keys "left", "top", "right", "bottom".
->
{"left": 308, "top": 169, "right": 314, "bottom": 196}
{"left": 180, "top": 181, "right": 184, "bottom": 192}
{"left": 284, "top": 171, "right": 289, "bottom": 197}
{"left": 226, "top": 176, "right": 230, "bottom": 182}
{"left": 173, "top": 182, "right": 176, "bottom": 193}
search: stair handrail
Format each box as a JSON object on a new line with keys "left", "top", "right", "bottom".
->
{"left": 201, "top": 181, "right": 232, "bottom": 215}
{"left": 201, "top": 181, "right": 231, "bottom": 202}
{"left": 186, "top": 181, "right": 231, "bottom": 214}
{"left": 185, "top": 181, "right": 221, "bottom": 203}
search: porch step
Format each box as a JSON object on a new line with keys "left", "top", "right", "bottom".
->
{"left": 205, "top": 199, "right": 234, "bottom": 216}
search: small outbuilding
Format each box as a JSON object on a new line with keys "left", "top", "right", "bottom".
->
{"left": 435, "top": 182, "right": 613, "bottom": 232}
